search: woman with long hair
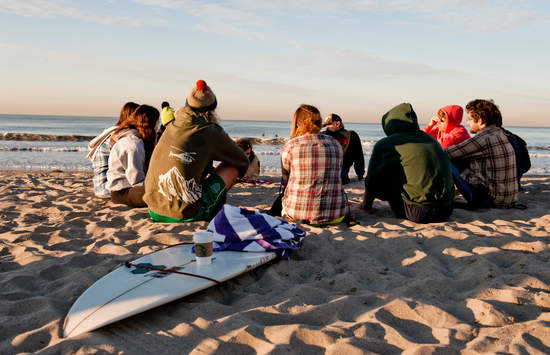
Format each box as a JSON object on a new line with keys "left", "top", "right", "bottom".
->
{"left": 87, "top": 101, "right": 139, "bottom": 197}
{"left": 107, "top": 104, "right": 159, "bottom": 207}
{"left": 280, "top": 104, "right": 349, "bottom": 225}
{"left": 235, "top": 138, "right": 260, "bottom": 182}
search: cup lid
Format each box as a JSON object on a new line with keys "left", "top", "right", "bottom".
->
{"left": 193, "top": 231, "right": 215, "bottom": 243}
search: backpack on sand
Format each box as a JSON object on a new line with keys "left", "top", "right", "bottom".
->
{"left": 502, "top": 128, "right": 531, "bottom": 188}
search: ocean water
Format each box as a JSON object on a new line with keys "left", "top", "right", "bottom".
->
{"left": 1, "top": 113, "right": 550, "bottom": 175}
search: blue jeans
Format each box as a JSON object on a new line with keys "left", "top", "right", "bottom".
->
{"left": 450, "top": 163, "right": 493, "bottom": 208}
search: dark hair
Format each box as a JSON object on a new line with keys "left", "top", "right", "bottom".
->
{"left": 116, "top": 102, "right": 139, "bottom": 126}
{"left": 161, "top": 101, "right": 170, "bottom": 109}
{"left": 465, "top": 99, "right": 502, "bottom": 127}
{"left": 291, "top": 104, "right": 322, "bottom": 138}
{"left": 236, "top": 138, "right": 256, "bottom": 163}
{"left": 111, "top": 105, "right": 159, "bottom": 167}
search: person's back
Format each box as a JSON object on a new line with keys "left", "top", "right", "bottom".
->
{"left": 363, "top": 103, "right": 454, "bottom": 222}
{"left": 321, "top": 114, "right": 365, "bottom": 184}
{"left": 445, "top": 99, "right": 517, "bottom": 208}
{"left": 106, "top": 104, "right": 159, "bottom": 208}
{"left": 144, "top": 81, "right": 249, "bottom": 222}
{"left": 87, "top": 102, "right": 139, "bottom": 198}
{"left": 281, "top": 105, "right": 348, "bottom": 225}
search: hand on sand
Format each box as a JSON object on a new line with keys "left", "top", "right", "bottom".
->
{"left": 358, "top": 201, "right": 374, "bottom": 214}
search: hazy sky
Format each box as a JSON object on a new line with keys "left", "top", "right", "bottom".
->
{"left": 0, "top": 0, "right": 549, "bottom": 126}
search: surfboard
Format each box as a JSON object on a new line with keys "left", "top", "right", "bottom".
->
{"left": 63, "top": 243, "right": 277, "bottom": 338}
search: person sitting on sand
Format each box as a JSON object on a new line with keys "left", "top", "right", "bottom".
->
{"left": 87, "top": 102, "right": 139, "bottom": 198}
{"left": 422, "top": 105, "right": 470, "bottom": 148}
{"left": 158, "top": 101, "right": 175, "bottom": 139}
{"left": 445, "top": 99, "right": 517, "bottom": 208}
{"left": 143, "top": 80, "right": 249, "bottom": 222}
{"left": 235, "top": 138, "right": 260, "bottom": 183}
{"left": 280, "top": 104, "right": 349, "bottom": 225}
{"left": 321, "top": 113, "right": 365, "bottom": 184}
{"left": 361, "top": 103, "right": 455, "bottom": 223}
{"left": 106, "top": 105, "right": 159, "bottom": 208}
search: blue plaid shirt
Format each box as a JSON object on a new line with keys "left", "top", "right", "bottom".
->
{"left": 92, "top": 140, "right": 111, "bottom": 197}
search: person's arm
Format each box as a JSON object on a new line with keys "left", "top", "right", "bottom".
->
{"left": 351, "top": 131, "right": 365, "bottom": 179}
{"left": 211, "top": 127, "right": 249, "bottom": 177}
{"left": 444, "top": 134, "right": 485, "bottom": 160}
{"left": 280, "top": 142, "right": 291, "bottom": 186}
{"left": 360, "top": 188, "right": 375, "bottom": 213}
{"left": 422, "top": 116, "right": 440, "bottom": 139}
{"left": 124, "top": 139, "right": 146, "bottom": 186}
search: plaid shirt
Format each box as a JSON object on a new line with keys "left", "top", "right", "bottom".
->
{"left": 281, "top": 133, "right": 348, "bottom": 223}
{"left": 91, "top": 140, "right": 111, "bottom": 197}
{"left": 445, "top": 126, "right": 517, "bottom": 207}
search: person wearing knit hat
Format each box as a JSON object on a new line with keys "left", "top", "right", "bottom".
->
{"left": 157, "top": 101, "right": 175, "bottom": 140}
{"left": 186, "top": 80, "right": 217, "bottom": 112}
{"left": 143, "top": 80, "right": 249, "bottom": 223}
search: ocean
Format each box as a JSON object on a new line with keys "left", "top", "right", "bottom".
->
{"left": 1, "top": 113, "right": 550, "bottom": 175}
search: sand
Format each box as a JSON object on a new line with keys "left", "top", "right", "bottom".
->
{"left": 1, "top": 171, "right": 549, "bottom": 354}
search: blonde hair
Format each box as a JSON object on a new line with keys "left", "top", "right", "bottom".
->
{"left": 291, "top": 104, "right": 322, "bottom": 138}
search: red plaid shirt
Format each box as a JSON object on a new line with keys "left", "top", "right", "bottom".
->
{"left": 445, "top": 126, "right": 517, "bottom": 207}
{"left": 281, "top": 134, "right": 348, "bottom": 223}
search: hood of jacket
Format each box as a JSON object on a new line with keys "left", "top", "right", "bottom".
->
{"left": 86, "top": 125, "right": 117, "bottom": 161}
{"left": 439, "top": 105, "right": 464, "bottom": 134}
{"left": 382, "top": 103, "right": 419, "bottom": 136}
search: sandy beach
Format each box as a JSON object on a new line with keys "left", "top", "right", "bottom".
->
{"left": 1, "top": 171, "right": 549, "bottom": 354}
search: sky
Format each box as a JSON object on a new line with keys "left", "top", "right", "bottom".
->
{"left": 0, "top": 0, "right": 549, "bottom": 126}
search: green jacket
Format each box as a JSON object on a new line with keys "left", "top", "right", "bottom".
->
{"left": 144, "top": 106, "right": 249, "bottom": 218}
{"left": 365, "top": 103, "right": 454, "bottom": 207}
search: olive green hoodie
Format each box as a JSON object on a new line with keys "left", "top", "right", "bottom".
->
{"left": 365, "top": 103, "right": 454, "bottom": 207}
{"left": 143, "top": 106, "right": 249, "bottom": 219}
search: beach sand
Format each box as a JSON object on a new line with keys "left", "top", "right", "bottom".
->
{"left": 1, "top": 171, "right": 549, "bottom": 354}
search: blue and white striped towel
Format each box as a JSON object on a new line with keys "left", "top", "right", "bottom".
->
{"left": 207, "top": 204, "right": 306, "bottom": 257}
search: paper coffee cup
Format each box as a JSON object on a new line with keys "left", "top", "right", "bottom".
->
{"left": 193, "top": 231, "right": 214, "bottom": 265}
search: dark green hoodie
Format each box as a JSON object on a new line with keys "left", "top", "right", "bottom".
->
{"left": 365, "top": 103, "right": 454, "bottom": 207}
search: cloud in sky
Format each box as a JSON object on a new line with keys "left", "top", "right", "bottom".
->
{"left": 129, "top": 0, "right": 543, "bottom": 39}
{"left": 0, "top": 0, "right": 164, "bottom": 26}
{"left": 1, "top": 0, "right": 541, "bottom": 34}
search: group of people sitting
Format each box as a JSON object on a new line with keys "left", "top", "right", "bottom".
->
{"left": 88, "top": 79, "right": 523, "bottom": 226}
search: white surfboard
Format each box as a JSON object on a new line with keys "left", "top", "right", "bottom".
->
{"left": 63, "top": 243, "right": 277, "bottom": 338}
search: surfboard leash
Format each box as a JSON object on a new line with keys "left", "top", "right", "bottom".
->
{"left": 124, "top": 262, "right": 221, "bottom": 284}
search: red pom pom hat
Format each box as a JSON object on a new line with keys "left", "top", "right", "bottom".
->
{"left": 186, "top": 80, "right": 217, "bottom": 112}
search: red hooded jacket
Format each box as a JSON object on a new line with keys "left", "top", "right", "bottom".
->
{"left": 423, "top": 105, "right": 470, "bottom": 148}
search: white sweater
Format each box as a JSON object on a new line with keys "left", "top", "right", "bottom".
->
{"left": 106, "top": 129, "right": 146, "bottom": 192}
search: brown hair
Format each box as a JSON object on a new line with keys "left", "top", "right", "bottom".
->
{"left": 111, "top": 105, "right": 159, "bottom": 166}
{"left": 116, "top": 101, "right": 139, "bottom": 126}
{"left": 291, "top": 104, "right": 322, "bottom": 138}
{"left": 236, "top": 138, "right": 256, "bottom": 163}
{"left": 465, "top": 99, "right": 502, "bottom": 127}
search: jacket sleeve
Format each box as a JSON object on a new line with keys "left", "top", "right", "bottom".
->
{"left": 211, "top": 127, "right": 250, "bottom": 177}
{"left": 422, "top": 124, "right": 439, "bottom": 139}
{"left": 439, "top": 126, "right": 471, "bottom": 149}
{"left": 125, "top": 140, "right": 146, "bottom": 186}
{"left": 350, "top": 131, "right": 365, "bottom": 178}
{"left": 280, "top": 142, "right": 291, "bottom": 186}
{"left": 444, "top": 134, "right": 485, "bottom": 161}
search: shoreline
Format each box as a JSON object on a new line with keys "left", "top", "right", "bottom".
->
{"left": 1, "top": 172, "right": 549, "bottom": 353}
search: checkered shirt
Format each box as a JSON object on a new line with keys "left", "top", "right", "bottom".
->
{"left": 445, "top": 126, "right": 517, "bottom": 207}
{"left": 91, "top": 140, "right": 111, "bottom": 197}
{"left": 281, "top": 133, "right": 348, "bottom": 223}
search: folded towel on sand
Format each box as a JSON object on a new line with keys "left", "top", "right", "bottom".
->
{"left": 207, "top": 204, "right": 306, "bottom": 257}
